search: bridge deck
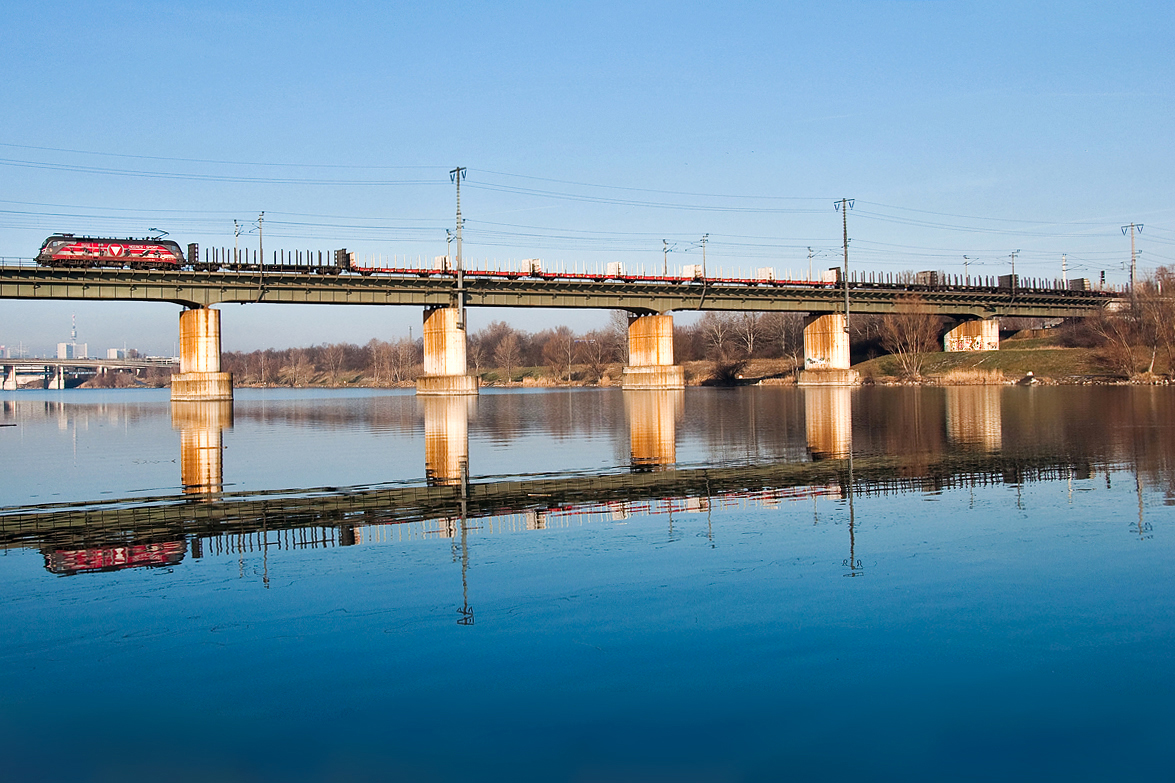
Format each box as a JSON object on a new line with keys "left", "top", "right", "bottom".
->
{"left": 0, "top": 266, "right": 1119, "bottom": 318}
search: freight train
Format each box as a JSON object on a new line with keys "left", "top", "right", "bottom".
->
{"left": 33, "top": 234, "right": 1102, "bottom": 293}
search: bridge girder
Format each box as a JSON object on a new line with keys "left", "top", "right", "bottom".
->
{"left": 0, "top": 267, "right": 1118, "bottom": 319}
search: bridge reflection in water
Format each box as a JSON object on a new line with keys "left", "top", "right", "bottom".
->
{"left": 0, "top": 386, "right": 1101, "bottom": 588}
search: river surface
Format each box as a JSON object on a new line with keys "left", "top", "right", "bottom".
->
{"left": 0, "top": 386, "right": 1172, "bottom": 782}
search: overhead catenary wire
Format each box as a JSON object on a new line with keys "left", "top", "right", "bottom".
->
{"left": 0, "top": 143, "right": 1166, "bottom": 282}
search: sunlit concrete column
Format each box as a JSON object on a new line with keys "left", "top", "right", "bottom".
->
{"left": 416, "top": 306, "right": 478, "bottom": 395}
{"left": 944, "top": 319, "right": 999, "bottom": 352}
{"left": 798, "top": 314, "right": 859, "bottom": 386}
{"left": 621, "top": 313, "right": 685, "bottom": 390}
{"left": 2, "top": 365, "right": 15, "bottom": 391}
{"left": 625, "top": 389, "right": 683, "bottom": 470}
{"left": 804, "top": 386, "right": 853, "bottom": 459}
{"left": 172, "top": 307, "right": 233, "bottom": 402}
{"left": 172, "top": 400, "right": 234, "bottom": 494}
{"left": 47, "top": 365, "right": 66, "bottom": 390}
{"left": 945, "top": 387, "right": 1003, "bottom": 452}
{"left": 423, "top": 394, "right": 472, "bottom": 485}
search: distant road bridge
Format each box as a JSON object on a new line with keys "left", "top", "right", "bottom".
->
{"left": 2, "top": 356, "right": 176, "bottom": 389}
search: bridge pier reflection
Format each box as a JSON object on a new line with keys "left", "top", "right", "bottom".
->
{"left": 625, "top": 389, "right": 683, "bottom": 470}
{"left": 422, "top": 395, "right": 474, "bottom": 485}
{"left": 621, "top": 314, "right": 685, "bottom": 390}
{"left": 172, "top": 400, "right": 234, "bottom": 494}
{"left": 804, "top": 386, "right": 853, "bottom": 459}
{"left": 945, "top": 387, "right": 1003, "bottom": 452}
{"left": 420, "top": 389, "right": 477, "bottom": 623}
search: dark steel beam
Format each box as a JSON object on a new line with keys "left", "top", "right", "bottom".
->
{"left": 0, "top": 266, "right": 1120, "bottom": 318}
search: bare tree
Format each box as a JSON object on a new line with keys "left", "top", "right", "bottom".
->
{"left": 576, "top": 329, "right": 615, "bottom": 380}
{"left": 878, "top": 295, "right": 941, "bottom": 379}
{"left": 699, "top": 312, "right": 736, "bottom": 360}
{"left": 608, "top": 310, "right": 630, "bottom": 363}
{"left": 734, "top": 312, "right": 761, "bottom": 357}
{"left": 494, "top": 332, "right": 521, "bottom": 382}
{"left": 761, "top": 312, "right": 806, "bottom": 369}
{"left": 282, "top": 348, "right": 316, "bottom": 386}
{"left": 391, "top": 337, "right": 416, "bottom": 382}
{"left": 1087, "top": 305, "right": 1142, "bottom": 378}
{"left": 1134, "top": 267, "right": 1175, "bottom": 376}
{"left": 257, "top": 351, "right": 270, "bottom": 385}
{"left": 467, "top": 334, "right": 486, "bottom": 377}
{"left": 474, "top": 321, "right": 515, "bottom": 362}
{"left": 323, "top": 342, "right": 346, "bottom": 383}
{"left": 542, "top": 326, "right": 576, "bottom": 381}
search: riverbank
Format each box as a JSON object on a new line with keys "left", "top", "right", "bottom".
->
{"left": 53, "top": 338, "right": 1167, "bottom": 391}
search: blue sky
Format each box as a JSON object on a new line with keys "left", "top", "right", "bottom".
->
{"left": 1, "top": 0, "right": 1172, "bottom": 354}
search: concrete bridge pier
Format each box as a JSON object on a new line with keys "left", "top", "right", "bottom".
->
{"left": 798, "top": 314, "right": 860, "bottom": 386}
{"left": 171, "top": 307, "right": 233, "bottom": 402}
{"left": 416, "top": 306, "right": 478, "bottom": 395}
{"left": 46, "top": 365, "right": 66, "bottom": 390}
{"left": 944, "top": 319, "right": 999, "bottom": 352}
{"left": 2, "top": 365, "right": 16, "bottom": 391}
{"left": 621, "top": 314, "right": 685, "bottom": 390}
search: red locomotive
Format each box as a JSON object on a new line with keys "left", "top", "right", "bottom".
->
{"left": 44, "top": 540, "right": 187, "bottom": 576}
{"left": 36, "top": 234, "right": 186, "bottom": 269}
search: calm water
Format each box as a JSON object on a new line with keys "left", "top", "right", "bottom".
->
{"left": 0, "top": 386, "right": 1172, "bottom": 781}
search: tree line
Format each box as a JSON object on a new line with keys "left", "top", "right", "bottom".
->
{"left": 216, "top": 267, "right": 1175, "bottom": 385}
{"left": 220, "top": 311, "right": 813, "bottom": 386}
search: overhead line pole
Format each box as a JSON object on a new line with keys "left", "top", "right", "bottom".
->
{"left": 258, "top": 212, "right": 264, "bottom": 290}
{"left": 1009, "top": 249, "right": 1019, "bottom": 301}
{"left": 1122, "top": 222, "right": 1143, "bottom": 302}
{"left": 662, "top": 239, "right": 675, "bottom": 277}
{"left": 451, "top": 167, "right": 467, "bottom": 328}
{"left": 836, "top": 198, "right": 854, "bottom": 333}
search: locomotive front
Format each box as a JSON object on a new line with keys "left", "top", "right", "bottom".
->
{"left": 36, "top": 234, "right": 186, "bottom": 269}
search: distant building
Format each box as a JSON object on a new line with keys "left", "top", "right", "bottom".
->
{"left": 57, "top": 343, "right": 88, "bottom": 359}
{"left": 107, "top": 348, "right": 126, "bottom": 360}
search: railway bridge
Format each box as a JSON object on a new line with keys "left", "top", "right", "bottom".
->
{"left": 0, "top": 262, "right": 1122, "bottom": 399}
